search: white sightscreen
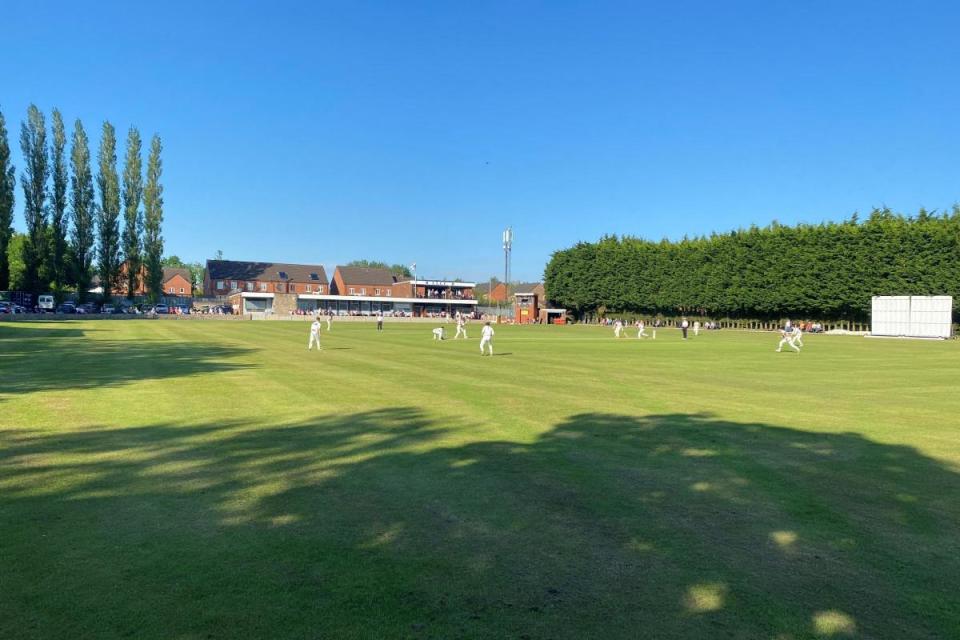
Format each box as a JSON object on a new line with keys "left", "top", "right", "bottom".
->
{"left": 910, "top": 296, "right": 953, "bottom": 338}
{"left": 871, "top": 296, "right": 911, "bottom": 337}
{"left": 871, "top": 296, "right": 953, "bottom": 338}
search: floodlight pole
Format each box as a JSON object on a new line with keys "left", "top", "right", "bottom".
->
{"left": 502, "top": 227, "right": 513, "bottom": 315}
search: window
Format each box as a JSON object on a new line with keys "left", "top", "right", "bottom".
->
{"left": 386, "top": 289, "right": 391, "bottom": 296}
{"left": 216, "top": 280, "right": 225, "bottom": 290}
{"left": 278, "top": 271, "right": 288, "bottom": 280}
{"left": 310, "top": 272, "right": 319, "bottom": 281}
{"left": 275, "top": 283, "right": 284, "bottom": 292}
{"left": 317, "top": 286, "right": 323, "bottom": 294}
{"left": 289, "top": 284, "right": 296, "bottom": 293}
{"left": 306, "top": 284, "right": 312, "bottom": 293}
{"left": 246, "top": 282, "right": 253, "bottom": 291}
{"left": 375, "top": 288, "right": 381, "bottom": 296}
{"left": 260, "top": 283, "right": 267, "bottom": 292}
{"left": 349, "top": 288, "right": 355, "bottom": 295}
{"left": 179, "top": 287, "right": 185, "bottom": 294}
{"left": 168, "top": 287, "right": 174, "bottom": 293}
{"left": 230, "top": 280, "right": 238, "bottom": 290}
{"left": 360, "top": 288, "right": 366, "bottom": 296}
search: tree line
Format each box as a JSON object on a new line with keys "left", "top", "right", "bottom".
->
{"left": 345, "top": 260, "right": 413, "bottom": 278}
{"left": 544, "top": 208, "right": 960, "bottom": 321}
{"left": 0, "top": 104, "right": 165, "bottom": 303}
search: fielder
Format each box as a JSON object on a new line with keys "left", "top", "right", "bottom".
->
{"left": 793, "top": 325, "right": 804, "bottom": 348}
{"left": 432, "top": 327, "right": 446, "bottom": 341}
{"left": 776, "top": 321, "right": 801, "bottom": 353}
{"left": 326, "top": 312, "right": 332, "bottom": 331}
{"left": 480, "top": 321, "right": 495, "bottom": 355}
{"left": 637, "top": 320, "right": 649, "bottom": 339}
{"left": 454, "top": 314, "right": 468, "bottom": 339}
{"left": 308, "top": 317, "right": 322, "bottom": 351}
{"left": 614, "top": 320, "right": 624, "bottom": 338}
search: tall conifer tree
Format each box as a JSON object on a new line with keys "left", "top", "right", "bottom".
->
{"left": 70, "top": 120, "right": 96, "bottom": 302}
{"left": 19, "top": 105, "right": 49, "bottom": 295}
{"left": 96, "top": 122, "right": 121, "bottom": 301}
{"left": 121, "top": 127, "right": 143, "bottom": 299}
{"left": 142, "top": 135, "right": 164, "bottom": 302}
{"left": 50, "top": 108, "right": 69, "bottom": 292}
{"left": 0, "top": 108, "right": 15, "bottom": 291}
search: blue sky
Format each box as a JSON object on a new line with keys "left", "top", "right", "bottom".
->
{"left": 2, "top": 1, "right": 959, "bottom": 282}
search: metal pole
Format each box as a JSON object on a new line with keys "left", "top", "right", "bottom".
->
{"left": 502, "top": 227, "right": 512, "bottom": 319}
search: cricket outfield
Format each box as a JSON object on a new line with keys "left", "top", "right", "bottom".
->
{"left": 2, "top": 319, "right": 958, "bottom": 639}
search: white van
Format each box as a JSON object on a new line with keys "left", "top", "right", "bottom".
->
{"left": 38, "top": 294, "right": 55, "bottom": 312}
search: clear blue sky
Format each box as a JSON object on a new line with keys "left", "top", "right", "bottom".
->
{"left": 3, "top": 1, "right": 959, "bottom": 282}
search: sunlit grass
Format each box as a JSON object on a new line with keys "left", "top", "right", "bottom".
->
{"left": 1, "top": 319, "right": 959, "bottom": 639}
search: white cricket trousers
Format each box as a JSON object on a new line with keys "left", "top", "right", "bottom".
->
{"left": 480, "top": 338, "right": 493, "bottom": 355}
{"left": 777, "top": 336, "right": 800, "bottom": 352}
{"left": 308, "top": 333, "right": 321, "bottom": 350}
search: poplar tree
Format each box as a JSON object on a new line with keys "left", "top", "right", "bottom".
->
{"left": 0, "top": 108, "right": 14, "bottom": 291}
{"left": 19, "top": 105, "right": 49, "bottom": 295}
{"left": 142, "top": 135, "right": 164, "bottom": 301}
{"left": 96, "top": 122, "right": 121, "bottom": 301}
{"left": 121, "top": 127, "right": 143, "bottom": 299}
{"left": 50, "top": 108, "right": 69, "bottom": 292}
{"left": 70, "top": 120, "right": 96, "bottom": 302}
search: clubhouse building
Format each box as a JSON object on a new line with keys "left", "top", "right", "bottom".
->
{"left": 204, "top": 260, "right": 478, "bottom": 316}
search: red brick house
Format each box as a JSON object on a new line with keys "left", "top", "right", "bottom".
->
{"left": 329, "top": 266, "right": 398, "bottom": 298}
{"left": 204, "top": 260, "right": 329, "bottom": 297}
{"left": 162, "top": 268, "right": 194, "bottom": 297}
{"left": 114, "top": 263, "right": 194, "bottom": 298}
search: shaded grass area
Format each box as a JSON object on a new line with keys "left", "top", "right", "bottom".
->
{"left": 1, "top": 320, "right": 959, "bottom": 639}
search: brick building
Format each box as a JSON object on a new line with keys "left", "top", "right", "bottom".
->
{"left": 204, "top": 260, "right": 329, "bottom": 314}
{"left": 162, "top": 268, "right": 194, "bottom": 297}
{"left": 205, "top": 259, "right": 478, "bottom": 316}
{"left": 511, "top": 282, "right": 566, "bottom": 324}
{"left": 476, "top": 281, "right": 544, "bottom": 304}
{"left": 114, "top": 263, "right": 194, "bottom": 298}
{"left": 307, "top": 266, "right": 477, "bottom": 316}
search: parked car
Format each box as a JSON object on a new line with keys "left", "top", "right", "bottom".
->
{"left": 0, "top": 302, "right": 12, "bottom": 314}
{"left": 38, "top": 294, "right": 55, "bottom": 312}
{"left": 56, "top": 303, "right": 77, "bottom": 314}
{"left": 101, "top": 305, "right": 116, "bottom": 314}
{"left": 177, "top": 305, "right": 191, "bottom": 315}
{"left": 154, "top": 304, "right": 169, "bottom": 314}
{"left": 77, "top": 303, "right": 97, "bottom": 314}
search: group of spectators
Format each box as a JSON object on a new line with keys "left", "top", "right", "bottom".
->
{"left": 194, "top": 305, "right": 235, "bottom": 315}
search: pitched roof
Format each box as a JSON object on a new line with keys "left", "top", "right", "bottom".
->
{"left": 335, "top": 266, "right": 397, "bottom": 286}
{"left": 513, "top": 282, "right": 544, "bottom": 294}
{"left": 206, "top": 260, "right": 328, "bottom": 283}
{"left": 474, "top": 282, "right": 495, "bottom": 294}
{"left": 163, "top": 267, "right": 192, "bottom": 284}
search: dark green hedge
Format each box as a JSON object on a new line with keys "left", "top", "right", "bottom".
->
{"left": 545, "top": 207, "right": 960, "bottom": 320}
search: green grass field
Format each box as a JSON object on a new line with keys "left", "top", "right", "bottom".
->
{"left": 2, "top": 319, "right": 959, "bottom": 639}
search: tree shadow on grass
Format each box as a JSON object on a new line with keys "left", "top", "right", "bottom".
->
{"left": 0, "top": 323, "right": 253, "bottom": 395}
{"left": 1, "top": 410, "right": 958, "bottom": 639}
